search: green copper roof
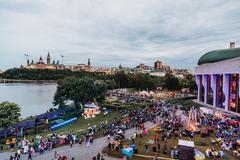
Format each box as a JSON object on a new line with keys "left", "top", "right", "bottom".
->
{"left": 198, "top": 47, "right": 240, "bottom": 65}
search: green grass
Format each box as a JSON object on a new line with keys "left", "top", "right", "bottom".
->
{"left": 1, "top": 111, "right": 120, "bottom": 144}
{"left": 54, "top": 111, "right": 120, "bottom": 134}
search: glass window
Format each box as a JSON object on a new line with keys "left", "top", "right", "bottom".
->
{"left": 229, "top": 74, "right": 239, "bottom": 113}
{"left": 216, "top": 74, "right": 224, "bottom": 108}
{"left": 207, "top": 75, "right": 213, "bottom": 105}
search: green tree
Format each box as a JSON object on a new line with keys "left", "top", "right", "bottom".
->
{"left": 1, "top": 68, "right": 106, "bottom": 80}
{"left": 94, "top": 80, "right": 108, "bottom": 102}
{"left": 0, "top": 102, "right": 21, "bottom": 138}
{"left": 131, "top": 73, "right": 156, "bottom": 90}
{"left": 114, "top": 71, "right": 130, "bottom": 88}
{"left": 180, "top": 74, "right": 197, "bottom": 91}
{"left": 105, "top": 79, "right": 117, "bottom": 89}
{"left": 54, "top": 77, "right": 107, "bottom": 115}
{"left": 163, "top": 74, "right": 181, "bottom": 91}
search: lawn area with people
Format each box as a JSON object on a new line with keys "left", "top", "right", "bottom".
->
{"left": 0, "top": 111, "right": 120, "bottom": 151}
{"left": 105, "top": 125, "right": 238, "bottom": 160}
{"left": 31, "top": 110, "right": 119, "bottom": 139}
{"left": 103, "top": 102, "right": 240, "bottom": 160}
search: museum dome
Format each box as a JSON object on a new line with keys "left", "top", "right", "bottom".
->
{"left": 198, "top": 47, "right": 240, "bottom": 65}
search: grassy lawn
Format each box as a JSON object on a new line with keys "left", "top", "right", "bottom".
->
{"left": 29, "top": 111, "right": 120, "bottom": 139}
{"left": 0, "top": 111, "right": 121, "bottom": 150}
{"left": 105, "top": 125, "right": 238, "bottom": 160}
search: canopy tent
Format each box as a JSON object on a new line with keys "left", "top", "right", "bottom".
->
{"left": 84, "top": 103, "right": 98, "bottom": 108}
{"left": 139, "top": 91, "right": 149, "bottom": 97}
{"left": 83, "top": 103, "right": 100, "bottom": 119}
{"left": 122, "top": 147, "right": 133, "bottom": 158}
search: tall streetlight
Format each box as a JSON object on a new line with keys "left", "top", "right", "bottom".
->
{"left": 24, "top": 54, "right": 29, "bottom": 65}
{"left": 60, "top": 55, "right": 64, "bottom": 65}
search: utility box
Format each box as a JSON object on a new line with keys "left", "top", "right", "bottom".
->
{"left": 178, "top": 139, "right": 195, "bottom": 160}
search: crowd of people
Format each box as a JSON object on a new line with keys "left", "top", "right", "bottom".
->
{"left": 199, "top": 111, "right": 240, "bottom": 158}
{"left": 106, "top": 101, "right": 240, "bottom": 160}
{"left": 3, "top": 94, "right": 240, "bottom": 160}
{"left": 9, "top": 131, "right": 80, "bottom": 160}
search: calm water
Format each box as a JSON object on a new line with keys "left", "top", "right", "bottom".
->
{"left": 0, "top": 83, "right": 57, "bottom": 118}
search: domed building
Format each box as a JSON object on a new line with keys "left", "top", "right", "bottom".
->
{"left": 195, "top": 42, "right": 240, "bottom": 114}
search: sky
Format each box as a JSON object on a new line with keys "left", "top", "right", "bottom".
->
{"left": 1, "top": 0, "right": 240, "bottom": 70}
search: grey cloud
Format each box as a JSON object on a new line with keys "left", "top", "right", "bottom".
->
{"left": 1, "top": 0, "right": 240, "bottom": 70}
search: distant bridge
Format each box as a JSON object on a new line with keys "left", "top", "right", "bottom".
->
{"left": 0, "top": 79, "right": 56, "bottom": 83}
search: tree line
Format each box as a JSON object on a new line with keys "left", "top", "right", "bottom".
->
{"left": 0, "top": 68, "right": 196, "bottom": 91}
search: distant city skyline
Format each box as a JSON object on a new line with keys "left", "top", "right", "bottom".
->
{"left": 1, "top": 0, "right": 240, "bottom": 70}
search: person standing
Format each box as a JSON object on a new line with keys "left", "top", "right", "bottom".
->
{"left": 145, "top": 143, "right": 149, "bottom": 153}
{"left": 157, "top": 142, "right": 161, "bottom": 153}
{"left": 90, "top": 136, "right": 93, "bottom": 146}
{"left": 163, "top": 144, "right": 167, "bottom": 154}
{"left": 108, "top": 142, "right": 111, "bottom": 152}
{"left": 54, "top": 151, "right": 58, "bottom": 159}
{"left": 111, "top": 143, "right": 114, "bottom": 151}
{"left": 97, "top": 153, "right": 101, "bottom": 160}
{"left": 14, "top": 152, "right": 18, "bottom": 160}
{"left": 27, "top": 150, "right": 32, "bottom": 160}
{"left": 152, "top": 145, "right": 157, "bottom": 154}
{"left": 9, "top": 155, "right": 13, "bottom": 160}
{"left": 70, "top": 140, "right": 73, "bottom": 147}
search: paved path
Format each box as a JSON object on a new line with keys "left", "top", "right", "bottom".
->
{"left": 0, "top": 121, "right": 158, "bottom": 160}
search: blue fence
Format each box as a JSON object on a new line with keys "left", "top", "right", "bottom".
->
{"left": 50, "top": 117, "right": 77, "bottom": 130}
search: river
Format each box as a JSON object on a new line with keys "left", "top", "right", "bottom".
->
{"left": 0, "top": 83, "right": 57, "bottom": 118}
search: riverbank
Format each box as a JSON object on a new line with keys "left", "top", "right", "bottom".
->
{"left": 0, "top": 78, "right": 56, "bottom": 84}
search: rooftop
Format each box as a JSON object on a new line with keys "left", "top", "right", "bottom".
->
{"left": 198, "top": 47, "right": 240, "bottom": 65}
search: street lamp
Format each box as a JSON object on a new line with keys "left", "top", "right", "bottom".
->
{"left": 24, "top": 54, "right": 29, "bottom": 65}
{"left": 60, "top": 55, "right": 64, "bottom": 65}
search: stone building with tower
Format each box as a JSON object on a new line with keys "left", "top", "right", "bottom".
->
{"left": 25, "top": 52, "right": 64, "bottom": 70}
{"left": 195, "top": 42, "right": 240, "bottom": 114}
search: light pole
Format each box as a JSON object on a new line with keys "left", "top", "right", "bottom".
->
{"left": 24, "top": 54, "right": 29, "bottom": 65}
{"left": 60, "top": 55, "right": 64, "bottom": 65}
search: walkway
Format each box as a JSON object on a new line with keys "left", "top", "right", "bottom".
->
{"left": 0, "top": 121, "right": 158, "bottom": 160}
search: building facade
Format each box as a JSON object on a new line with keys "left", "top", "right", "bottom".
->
{"left": 154, "top": 60, "right": 171, "bottom": 73}
{"left": 195, "top": 42, "right": 240, "bottom": 114}
{"left": 25, "top": 52, "right": 64, "bottom": 70}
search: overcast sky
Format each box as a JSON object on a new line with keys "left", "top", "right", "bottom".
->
{"left": 1, "top": 0, "right": 240, "bottom": 70}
